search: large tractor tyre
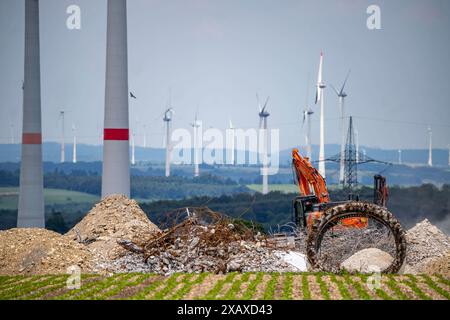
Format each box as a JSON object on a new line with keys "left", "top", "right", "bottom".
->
{"left": 306, "top": 202, "right": 407, "bottom": 274}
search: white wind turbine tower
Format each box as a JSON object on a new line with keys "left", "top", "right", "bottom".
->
{"left": 229, "top": 119, "right": 235, "bottom": 165}
{"left": 398, "top": 149, "right": 402, "bottom": 165}
{"left": 191, "top": 112, "right": 201, "bottom": 177}
{"left": 163, "top": 108, "right": 174, "bottom": 177}
{"left": 427, "top": 126, "right": 433, "bottom": 167}
{"left": 143, "top": 124, "right": 147, "bottom": 148}
{"left": 257, "top": 94, "right": 270, "bottom": 195}
{"left": 72, "top": 124, "right": 77, "bottom": 163}
{"left": 59, "top": 111, "right": 65, "bottom": 163}
{"left": 330, "top": 70, "right": 351, "bottom": 184}
{"left": 131, "top": 130, "right": 135, "bottom": 165}
{"left": 315, "top": 52, "right": 326, "bottom": 178}
{"left": 302, "top": 76, "right": 314, "bottom": 160}
{"left": 18, "top": 0, "right": 44, "bottom": 227}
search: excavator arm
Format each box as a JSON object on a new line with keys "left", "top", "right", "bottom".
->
{"left": 292, "top": 148, "right": 329, "bottom": 203}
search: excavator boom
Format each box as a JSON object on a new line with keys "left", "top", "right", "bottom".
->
{"left": 292, "top": 148, "right": 329, "bottom": 203}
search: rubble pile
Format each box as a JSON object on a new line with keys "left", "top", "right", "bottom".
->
{"left": 0, "top": 228, "right": 92, "bottom": 275}
{"left": 66, "top": 195, "right": 160, "bottom": 266}
{"left": 405, "top": 219, "right": 450, "bottom": 274}
{"left": 107, "top": 208, "right": 300, "bottom": 275}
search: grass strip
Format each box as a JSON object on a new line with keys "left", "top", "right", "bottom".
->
{"left": 0, "top": 275, "right": 46, "bottom": 293}
{"left": 402, "top": 275, "right": 432, "bottom": 300}
{"left": 53, "top": 275, "right": 113, "bottom": 300}
{"left": 330, "top": 274, "right": 352, "bottom": 300}
{"left": 384, "top": 275, "right": 409, "bottom": 300}
{"left": 94, "top": 273, "right": 151, "bottom": 300}
{"left": 171, "top": 273, "right": 209, "bottom": 300}
{"left": 343, "top": 274, "right": 371, "bottom": 300}
{"left": 20, "top": 276, "right": 71, "bottom": 300}
{"left": 151, "top": 273, "right": 184, "bottom": 300}
{"left": 435, "top": 274, "right": 450, "bottom": 287}
{"left": 241, "top": 272, "right": 264, "bottom": 300}
{"left": 1, "top": 276, "right": 65, "bottom": 300}
{"left": 421, "top": 275, "right": 450, "bottom": 300}
{"left": 202, "top": 272, "right": 237, "bottom": 300}
{"left": 262, "top": 273, "right": 279, "bottom": 300}
{"left": 358, "top": 274, "right": 392, "bottom": 300}
{"left": 130, "top": 276, "right": 165, "bottom": 300}
{"left": 72, "top": 273, "right": 129, "bottom": 300}
{"left": 301, "top": 273, "right": 311, "bottom": 300}
{"left": 223, "top": 273, "right": 251, "bottom": 300}
{"left": 281, "top": 273, "right": 293, "bottom": 300}
{"left": 316, "top": 274, "right": 331, "bottom": 300}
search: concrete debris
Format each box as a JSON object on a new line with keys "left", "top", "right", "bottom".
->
{"left": 405, "top": 219, "right": 450, "bottom": 274}
{"left": 66, "top": 194, "right": 160, "bottom": 267}
{"left": 275, "top": 251, "right": 308, "bottom": 271}
{"left": 0, "top": 228, "right": 92, "bottom": 275}
{"left": 110, "top": 210, "right": 299, "bottom": 275}
{"left": 340, "top": 248, "right": 394, "bottom": 273}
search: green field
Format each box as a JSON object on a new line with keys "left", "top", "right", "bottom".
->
{"left": 0, "top": 187, "right": 99, "bottom": 210}
{"left": 0, "top": 273, "right": 448, "bottom": 300}
{"left": 247, "top": 184, "right": 299, "bottom": 194}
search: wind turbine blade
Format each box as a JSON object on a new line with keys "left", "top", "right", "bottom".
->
{"left": 330, "top": 84, "right": 339, "bottom": 96}
{"left": 302, "top": 111, "right": 306, "bottom": 127}
{"left": 263, "top": 96, "right": 270, "bottom": 111}
{"left": 256, "top": 93, "right": 261, "bottom": 112}
{"left": 315, "top": 88, "right": 319, "bottom": 104}
{"left": 304, "top": 73, "right": 311, "bottom": 107}
{"left": 317, "top": 52, "right": 323, "bottom": 85}
{"left": 340, "top": 69, "right": 351, "bottom": 94}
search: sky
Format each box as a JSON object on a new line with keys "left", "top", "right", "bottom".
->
{"left": 0, "top": 0, "right": 450, "bottom": 151}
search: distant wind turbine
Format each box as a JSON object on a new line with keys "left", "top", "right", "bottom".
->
{"left": 315, "top": 52, "right": 326, "bottom": 178}
{"left": 428, "top": 127, "right": 433, "bottom": 167}
{"left": 330, "top": 70, "right": 351, "bottom": 184}
{"left": 163, "top": 108, "right": 174, "bottom": 177}
{"left": 302, "top": 75, "right": 314, "bottom": 160}
{"left": 229, "top": 119, "right": 235, "bottom": 165}
{"left": 191, "top": 111, "right": 201, "bottom": 177}
{"left": 59, "top": 111, "right": 65, "bottom": 163}
{"left": 257, "top": 93, "right": 270, "bottom": 195}
{"left": 72, "top": 124, "right": 77, "bottom": 163}
{"left": 398, "top": 149, "right": 402, "bottom": 165}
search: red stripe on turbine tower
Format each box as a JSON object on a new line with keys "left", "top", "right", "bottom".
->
{"left": 18, "top": 0, "right": 45, "bottom": 228}
{"left": 22, "top": 133, "right": 42, "bottom": 144}
{"left": 101, "top": 0, "right": 131, "bottom": 198}
{"left": 104, "top": 128, "right": 129, "bottom": 141}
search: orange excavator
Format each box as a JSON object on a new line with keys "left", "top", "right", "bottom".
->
{"left": 291, "top": 148, "right": 406, "bottom": 273}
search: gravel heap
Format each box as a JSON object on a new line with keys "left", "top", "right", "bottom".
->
{"left": 66, "top": 195, "right": 160, "bottom": 267}
{"left": 422, "top": 253, "right": 450, "bottom": 278}
{"left": 0, "top": 228, "right": 92, "bottom": 275}
{"left": 405, "top": 219, "right": 450, "bottom": 274}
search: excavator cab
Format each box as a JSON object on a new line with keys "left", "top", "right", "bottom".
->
{"left": 292, "top": 195, "right": 320, "bottom": 228}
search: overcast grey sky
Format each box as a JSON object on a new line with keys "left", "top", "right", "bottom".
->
{"left": 1, "top": 0, "right": 449, "bottom": 150}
